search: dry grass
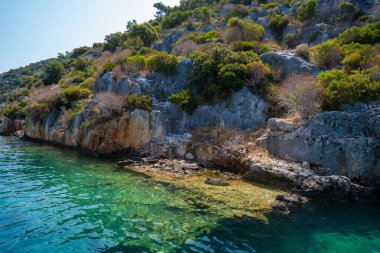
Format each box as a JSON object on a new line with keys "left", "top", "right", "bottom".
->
{"left": 24, "top": 86, "right": 62, "bottom": 105}
{"left": 274, "top": 74, "right": 323, "bottom": 119}
{"left": 93, "top": 92, "right": 125, "bottom": 117}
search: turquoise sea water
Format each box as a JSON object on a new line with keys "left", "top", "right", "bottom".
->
{"left": 0, "top": 136, "right": 380, "bottom": 253}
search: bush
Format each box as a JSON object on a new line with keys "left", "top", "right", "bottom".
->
{"left": 162, "top": 11, "right": 191, "bottom": 29}
{"left": 28, "top": 102, "right": 50, "bottom": 120}
{"left": 44, "top": 61, "right": 65, "bottom": 85}
{"left": 267, "top": 15, "right": 289, "bottom": 36}
{"left": 224, "top": 18, "right": 264, "bottom": 43}
{"left": 0, "top": 106, "right": 26, "bottom": 120}
{"left": 297, "top": 0, "right": 317, "bottom": 21}
{"left": 125, "top": 94, "right": 152, "bottom": 111}
{"left": 147, "top": 53, "right": 178, "bottom": 75}
{"left": 128, "top": 23, "right": 159, "bottom": 47}
{"left": 310, "top": 40, "right": 342, "bottom": 68}
{"left": 273, "top": 74, "right": 323, "bottom": 119}
{"left": 169, "top": 90, "right": 197, "bottom": 114}
{"left": 246, "top": 61, "right": 271, "bottom": 92}
{"left": 192, "top": 7, "right": 212, "bottom": 23}
{"left": 124, "top": 55, "right": 147, "bottom": 75}
{"left": 93, "top": 92, "right": 125, "bottom": 117}
{"left": 189, "top": 48, "right": 261, "bottom": 101}
{"left": 196, "top": 30, "right": 218, "bottom": 44}
{"left": 319, "top": 69, "right": 380, "bottom": 109}
{"left": 285, "top": 33, "right": 301, "bottom": 48}
{"left": 71, "top": 46, "right": 90, "bottom": 58}
{"left": 63, "top": 86, "right": 91, "bottom": 102}
{"left": 225, "top": 5, "right": 249, "bottom": 20}
{"left": 104, "top": 32, "right": 127, "bottom": 52}
{"left": 172, "top": 39, "right": 199, "bottom": 57}
{"left": 337, "top": 21, "right": 380, "bottom": 45}
{"left": 295, "top": 44, "right": 310, "bottom": 60}
{"left": 103, "top": 61, "right": 116, "bottom": 73}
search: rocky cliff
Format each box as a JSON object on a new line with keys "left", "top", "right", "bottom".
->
{"left": 259, "top": 103, "right": 380, "bottom": 186}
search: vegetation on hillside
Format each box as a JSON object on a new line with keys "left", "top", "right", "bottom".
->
{"left": 1, "top": 0, "right": 379, "bottom": 123}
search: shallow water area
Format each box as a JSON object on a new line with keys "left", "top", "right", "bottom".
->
{"left": 0, "top": 136, "right": 380, "bottom": 253}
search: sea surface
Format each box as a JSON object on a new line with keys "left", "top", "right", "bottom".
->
{"left": 0, "top": 136, "right": 379, "bottom": 253}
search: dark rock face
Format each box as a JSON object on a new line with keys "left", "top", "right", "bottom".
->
{"left": 243, "top": 158, "right": 375, "bottom": 200}
{"left": 260, "top": 51, "right": 320, "bottom": 78}
{"left": 0, "top": 118, "right": 25, "bottom": 135}
{"left": 153, "top": 30, "right": 184, "bottom": 53}
{"left": 259, "top": 105, "right": 380, "bottom": 185}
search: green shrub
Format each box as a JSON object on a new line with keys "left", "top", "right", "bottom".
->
{"left": 71, "top": 47, "right": 90, "bottom": 58}
{"left": 147, "top": 53, "right": 178, "bottom": 75}
{"left": 295, "top": 44, "right": 310, "bottom": 60}
{"left": 337, "top": 21, "right": 380, "bottom": 45}
{"left": 267, "top": 15, "right": 289, "bottom": 35}
{"left": 44, "top": 61, "right": 65, "bottom": 85}
{"left": 319, "top": 69, "right": 380, "bottom": 109}
{"left": 124, "top": 55, "right": 147, "bottom": 75}
{"left": 341, "top": 52, "right": 362, "bottom": 71}
{"left": 169, "top": 90, "right": 197, "bottom": 114}
{"left": 63, "top": 87, "right": 91, "bottom": 102}
{"left": 224, "top": 18, "right": 264, "bottom": 43}
{"left": 128, "top": 22, "right": 159, "bottom": 47}
{"left": 103, "top": 61, "right": 116, "bottom": 73}
{"left": 297, "top": 0, "right": 317, "bottom": 21}
{"left": 196, "top": 30, "right": 218, "bottom": 44}
{"left": 189, "top": 48, "right": 262, "bottom": 101}
{"left": 28, "top": 102, "right": 50, "bottom": 120}
{"left": 225, "top": 5, "right": 250, "bottom": 20}
{"left": 193, "top": 7, "right": 212, "bottom": 23}
{"left": 162, "top": 11, "right": 191, "bottom": 29}
{"left": 104, "top": 32, "right": 127, "bottom": 52}
{"left": 341, "top": 2, "right": 355, "bottom": 14}
{"left": 284, "top": 33, "right": 300, "bottom": 48}
{"left": 125, "top": 95, "right": 152, "bottom": 111}
{"left": 310, "top": 40, "right": 342, "bottom": 68}
{"left": 0, "top": 106, "right": 26, "bottom": 119}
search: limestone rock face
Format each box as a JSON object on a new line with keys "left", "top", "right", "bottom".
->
{"left": 93, "top": 73, "right": 142, "bottom": 96}
{"left": 24, "top": 110, "right": 161, "bottom": 155}
{"left": 259, "top": 105, "right": 380, "bottom": 185}
{"left": 0, "top": 118, "right": 25, "bottom": 135}
{"left": 153, "top": 30, "right": 184, "bottom": 53}
{"left": 260, "top": 50, "right": 320, "bottom": 78}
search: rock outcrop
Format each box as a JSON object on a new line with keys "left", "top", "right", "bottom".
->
{"left": 260, "top": 51, "right": 320, "bottom": 78}
{"left": 259, "top": 104, "right": 380, "bottom": 185}
{"left": 23, "top": 109, "right": 162, "bottom": 155}
{"left": 0, "top": 118, "right": 25, "bottom": 135}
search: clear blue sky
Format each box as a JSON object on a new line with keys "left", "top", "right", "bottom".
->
{"left": 0, "top": 0, "right": 179, "bottom": 73}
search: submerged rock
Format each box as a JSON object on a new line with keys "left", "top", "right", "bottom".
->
{"left": 205, "top": 178, "right": 230, "bottom": 186}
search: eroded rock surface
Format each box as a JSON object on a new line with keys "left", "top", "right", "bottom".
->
{"left": 259, "top": 104, "right": 380, "bottom": 186}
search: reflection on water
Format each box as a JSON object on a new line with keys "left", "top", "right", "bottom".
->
{"left": 0, "top": 136, "right": 379, "bottom": 253}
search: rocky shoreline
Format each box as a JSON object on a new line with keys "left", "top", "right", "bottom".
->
{"left": 1, "top": 104, "right": 379, "bottom": 204}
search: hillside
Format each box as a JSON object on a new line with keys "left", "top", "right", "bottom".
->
{"left": 0, "top": 0, "right": 379, "bottom": 199}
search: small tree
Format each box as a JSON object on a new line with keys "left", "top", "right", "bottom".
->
{"left": 223, "top": 18, "right": 264, "bottom": 43}
{"left": 297, "top": 0, "right": 317, "bottom": 21}
{"left": 44, "top": 61, "right": 65, "bottom": 85}
{"left": 274, "top": 74, "right": 323, "bottom": 119}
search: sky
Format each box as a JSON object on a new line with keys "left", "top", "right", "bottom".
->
{"left": 0, "top": 0, "right": 180, "bottom": 73}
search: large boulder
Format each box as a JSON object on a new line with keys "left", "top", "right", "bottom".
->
{"left": 93, "top": 73, "right": 142, "bottom": 96}
{"left": 260, "top": 50, "right": 320, "bottom": 78}
{"left": 259, "top": 105, "right": 380, "bottom": 185}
